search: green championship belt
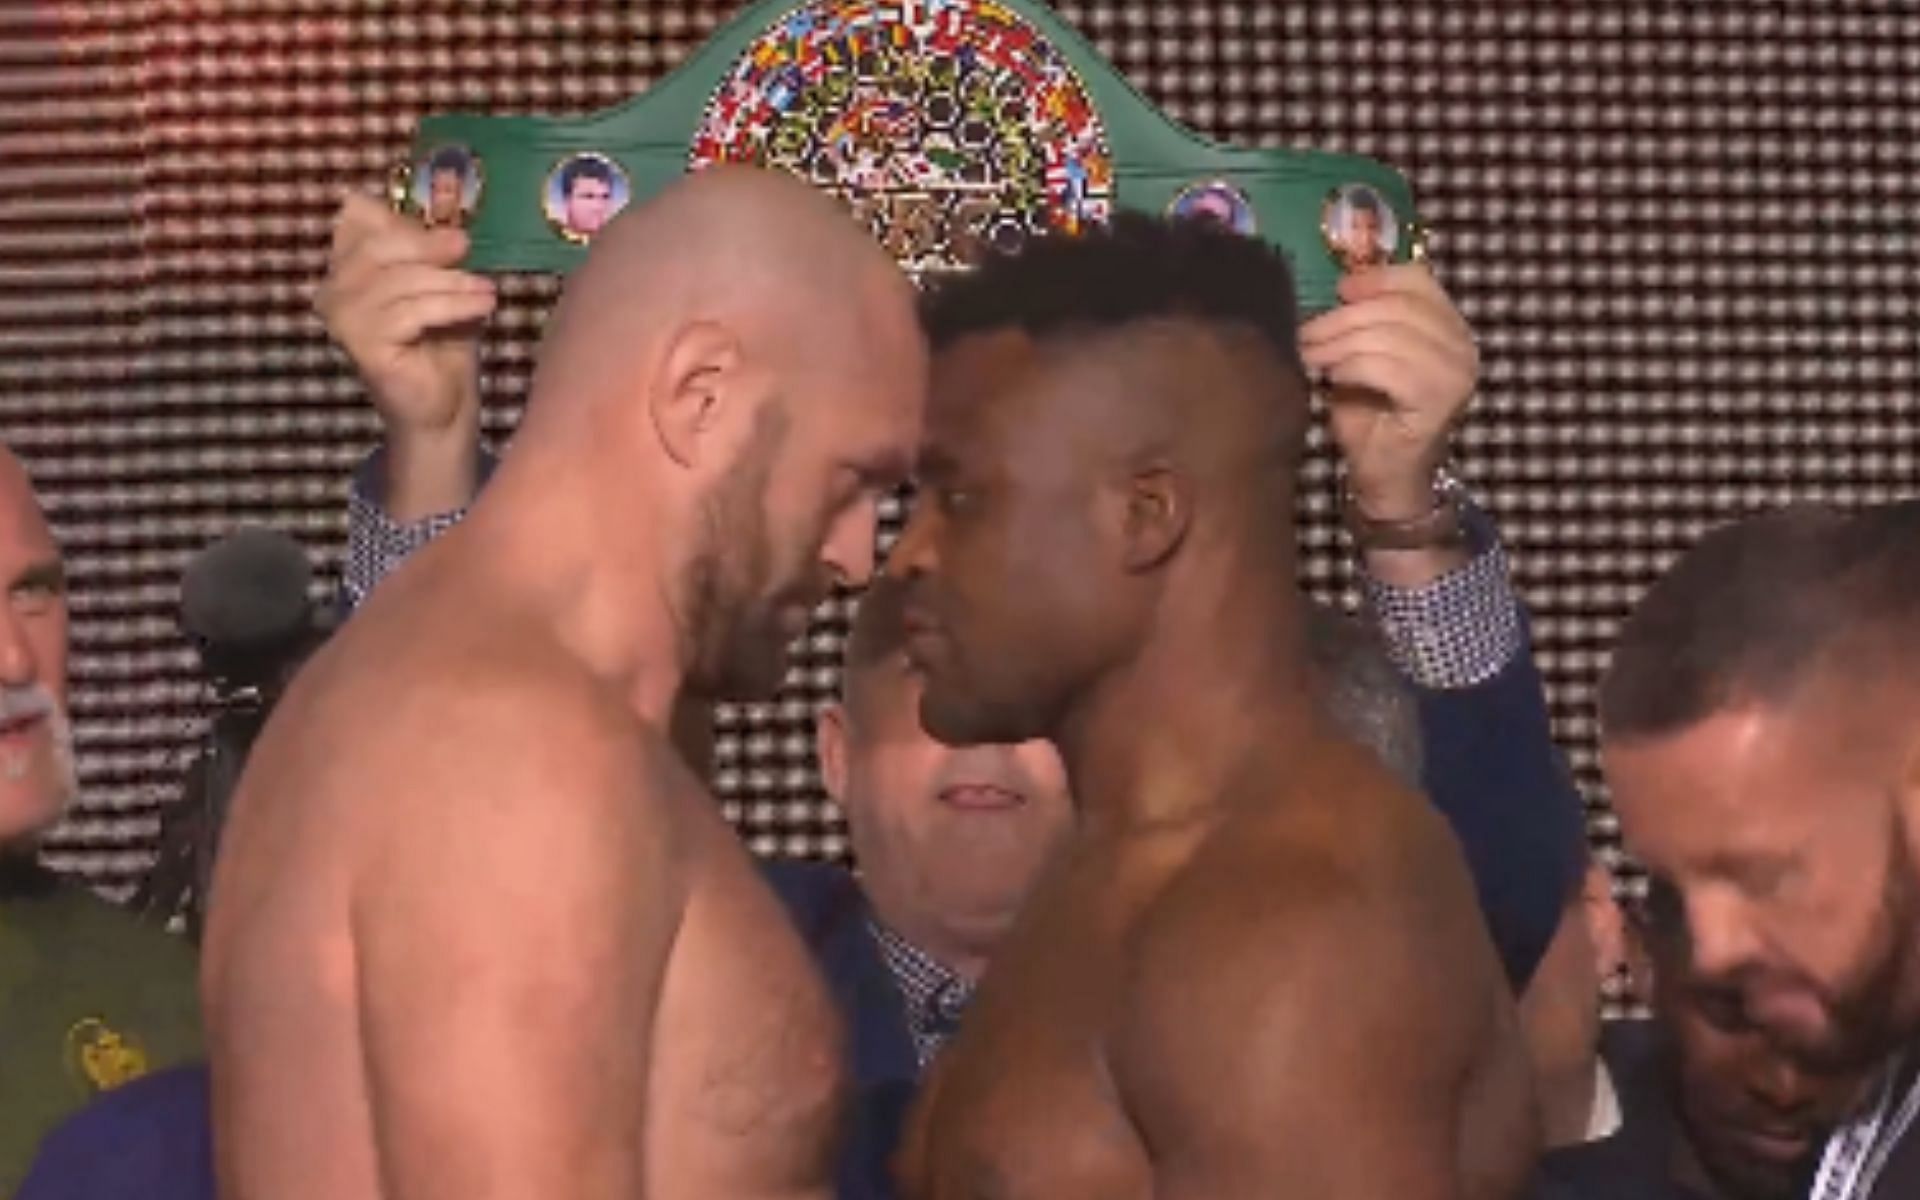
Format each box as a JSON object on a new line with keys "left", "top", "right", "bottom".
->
{"left": 394, "top": 0, "right": 1422, "bottom": 314}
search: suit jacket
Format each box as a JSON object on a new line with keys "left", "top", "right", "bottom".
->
{"left": 1418, "top": 622, "right": 1587, "bottom": 992}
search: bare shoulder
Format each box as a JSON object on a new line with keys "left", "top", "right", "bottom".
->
{"left": 1110, "top": 770, "right": 1524, "bottom": 1196}
{"left": 331, "top": 628, "right": 692, "bottom": 899}
{"left": 1121, "top": 759, "right": 1502, "bottom": 1077}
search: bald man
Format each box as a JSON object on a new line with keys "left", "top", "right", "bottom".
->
{"left": 0, "top": 445, "right": 201, "bottom": 1191}
{"left": 886, "top": 216, "right": 1535, "bottom": 1198}
{"left": 200, "top": 168, "right": 926, "bottom": 1200}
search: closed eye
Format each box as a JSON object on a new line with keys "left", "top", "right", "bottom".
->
{"left": 10, "top": 561, "right": 65, "bottom": 615}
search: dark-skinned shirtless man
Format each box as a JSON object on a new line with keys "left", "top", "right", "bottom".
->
{"left": 887, "top": 215, "right": 1536, "bottom": 1199}
{"left": 200, "top": 167, "right": 926, "bottom": 1200}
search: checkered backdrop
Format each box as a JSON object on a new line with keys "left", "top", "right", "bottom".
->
{"left": 1, "top": 1, "right": 1914, "bottom": 899}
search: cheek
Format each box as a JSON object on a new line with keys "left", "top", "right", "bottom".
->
{"left": 1012, "top": 741, "right": 1069, "bottom": 802}
{"left": 31, "top": 612, "right": 68, "bottom": 701}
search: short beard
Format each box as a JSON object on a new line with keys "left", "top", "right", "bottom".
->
{"left": 1777, "top": 811, "right": 1920, "bottom": 1074}
{"left": 0, "top": 693, "right": 79, "bottom": 891}
{"left": 680, "top": 402, "right": 791, "bottom": 701}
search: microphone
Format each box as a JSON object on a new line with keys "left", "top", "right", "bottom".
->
{"left": 178, "top": 527, "right": 317, "bottom": 693}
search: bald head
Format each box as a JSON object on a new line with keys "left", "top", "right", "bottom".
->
{"left": 499, "top": 167, "right": 927, "bottom": 701}
{"left": 529, "top": 165, "right": 916, "bottom": 423}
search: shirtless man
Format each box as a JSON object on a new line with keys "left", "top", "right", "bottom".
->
{"left": 200, "top": 167, "right": 926, "bottom": 1200}
{"left": 886, "top": 215, "right": 1535, "bottom": 1199}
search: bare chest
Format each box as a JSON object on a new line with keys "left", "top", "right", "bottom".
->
{"left": 902, "top": 850, "right": 1188, "bottom": 1200}
{"left": 645, "top": 800, "right": 845, "bottom": 1200}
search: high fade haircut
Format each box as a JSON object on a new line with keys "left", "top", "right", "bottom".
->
{"left": 919, "top": 210, "right": 1306, "bottom": 381}
{"left": 1601, "top": 499, "right": 1920, "bottom": 743}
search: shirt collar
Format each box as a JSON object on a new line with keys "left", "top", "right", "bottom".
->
{"left": 869, "top": 918, "right": 974, "bottom": 1067}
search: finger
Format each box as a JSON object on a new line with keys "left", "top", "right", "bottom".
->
{"left": 1300, "top": 312, "right": 1472, "bottom": 383}
{"left": 1301, "top": 287, "right": 1469, "bottom": 352}
{"left": 338, "top": 224, "right": 472, "bottom": 280}
{"left": 374, "top": 288, "right": 500, "bottom": 344}
{"left": 1336, "top": 261, "right": 1440, "bottom": 304}
{"left": 319, "top": 264, "right": 493, "bottom": 330}
{"left": 1319, "top": 352, "right": 1465, "bottom": 420}
{"left": 329, "top": 192, "right": 417, "bottom": 266}
{"left": 323, "top": 235, "right": 486, "bottom": 325}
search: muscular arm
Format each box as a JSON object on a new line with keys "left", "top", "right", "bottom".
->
{"left": 1118, "top": 856, "right": 1533, "bottom": 1200}
{"left": 352, "top": 690, "right": 681, "bottom": 1199}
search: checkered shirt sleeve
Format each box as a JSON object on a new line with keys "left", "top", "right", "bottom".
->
{"left": 1359, "top": 526, "right": 1524, "bottom": 690}
{"left": 342, "top": 453, "right": 472, "bottom": 612}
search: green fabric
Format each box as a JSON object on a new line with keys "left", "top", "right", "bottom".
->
{"left": 399, "top": 0, "right": 1416, "bottom": 316}
{"left": 0, "top": 883, "right": 201, "bottom": 1196}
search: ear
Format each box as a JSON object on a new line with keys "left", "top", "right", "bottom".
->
{"left": 817, "top": 701, "right": 851, "bottom": 811}
{"left": 651, "top": 320, "right": 743, "bottom": 470}
{"left": 1118, "top": 463, "right": 1191, "bottom": 574}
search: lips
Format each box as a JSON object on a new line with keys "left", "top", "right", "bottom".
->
{"left": 0, "top": 712, "right": 45, "bottom": 740}
{"left": 1730, "top": 1124, "right": 1813, "bottom": 1164}
{"left": 938, "top": 784, "right": 1025, "bottom": 811}
{"left": 900, "top": 605, "right": 946, "bottom": 667}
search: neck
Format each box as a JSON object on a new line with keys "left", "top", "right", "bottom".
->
{"left": 926, "top": 928, "right": 994, "bottom": 983}
{"left": 1054, "top": 554, "right": 1317, "bottom": 832}
{"left": 469, "top": 442, "right": 688, "bottom": 728}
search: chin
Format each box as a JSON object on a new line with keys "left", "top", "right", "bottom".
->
{"left": 0, "top": 787, "right": 68, "bottom": 848}
{"left": 920, "top": 692, "right": 1032, "bottom": 750}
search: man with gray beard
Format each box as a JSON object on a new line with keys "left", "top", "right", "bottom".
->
{"left": 0, "top": 443, "right": 202, "bottom": 1193}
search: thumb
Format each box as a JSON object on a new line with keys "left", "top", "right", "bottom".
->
{"left": 420, "top": 226, "right": 472, "bottom": 267}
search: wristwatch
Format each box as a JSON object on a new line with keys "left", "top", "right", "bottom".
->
{"left": 1343, "top": 471, "right": 1468, "bottom": 552}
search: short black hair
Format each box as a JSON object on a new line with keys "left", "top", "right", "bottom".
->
{"left": 1601, "top": 500, "right": 1920, "bottom": 742}
{"left": 1346, "top": 188, "right": 1384, "bottom": 219}
{"left": 920, "top": 210, "right": 1304, "bottom": 377}
{"left": 561, "top": 155, "right": 616, "bottom": 197}
{"left": 427, "top": 147, "right": 470, "bottom": 179}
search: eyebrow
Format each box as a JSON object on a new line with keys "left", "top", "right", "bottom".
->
{"left": 10, "top": 559, "right": 66, "bottom": 594}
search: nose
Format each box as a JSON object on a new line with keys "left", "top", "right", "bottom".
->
{"left": 824, "top": 495, "right": 879, "bottom": 589}
{"left": 1747, "top": 1056, "right": 1813, "bottom": 1117}
{"left": 0, "top": 603, "right": 36, "bottom": 688}
{"left": 1686, "top": 887, "right": 1765, "bottom": 989}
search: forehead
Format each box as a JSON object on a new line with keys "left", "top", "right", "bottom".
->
{"left": 1606, "top": 704, "right": 1869, "bottom": 871}
{"left": 0, "top": 457, "right": 55, "bottom": 569}
{"left": 924, "top": 328, "right": 1103, "bottom": 459}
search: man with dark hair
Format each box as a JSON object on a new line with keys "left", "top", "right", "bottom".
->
{"left": 422, "top": 147, "right": 470, "bottom": 229}
{"left": 559, "top": 155, "right": 618, "bottom": 237}
{"left": 1526, "top": 846, "right": 1873, "bottom": 1200}
{"left": 1603, "top": 500, "right": 1920, "bottom": 1200}
{"left": 1602, "top": 503, "right": 1920, "bottom": 1076}
{"left": 1635, "top": 883, "right": 1873, "bottom": 1200}
{"left": 1338, "top": 187, "right": 1389, "bottom": 270}
{"left": 887, "top": 214, "right": 1536, "bottom": 1197}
